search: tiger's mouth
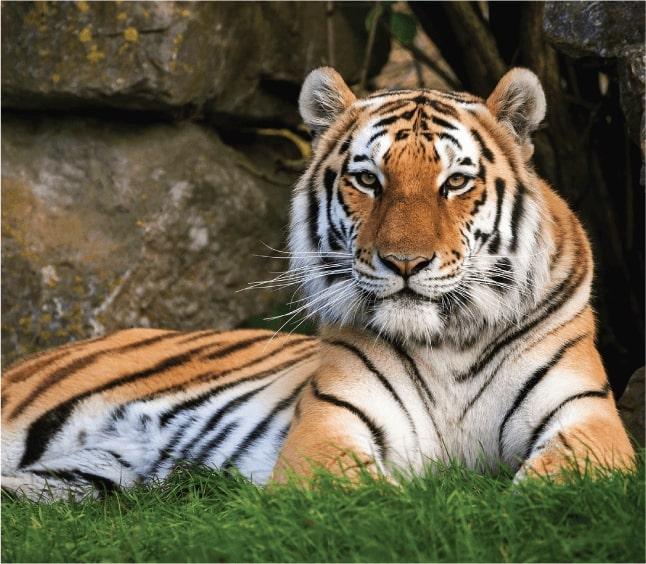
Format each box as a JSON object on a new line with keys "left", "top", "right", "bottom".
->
{"left": 382, "top": 287, "right": 435, "bottom": 303}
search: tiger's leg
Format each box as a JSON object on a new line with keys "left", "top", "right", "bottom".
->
{"left": 514, "top": 393, "right": 635, "bottom": 482}
{"left": 272, "top": 378, "right": 386, "bottom": 483}
{"left": 2, "top": 448, "right": 138, "bottom": 501}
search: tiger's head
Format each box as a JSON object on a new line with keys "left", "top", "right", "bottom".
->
{"left": 289, "top": 67, "right": 550, "bottom": 346}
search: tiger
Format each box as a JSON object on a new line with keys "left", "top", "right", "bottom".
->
{"left": 2, "top": 67, "right": 635, "bottom": 500}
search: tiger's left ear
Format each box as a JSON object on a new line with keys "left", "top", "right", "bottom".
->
{"left": 487, "top": 68, "right": 546, "bottom": 157}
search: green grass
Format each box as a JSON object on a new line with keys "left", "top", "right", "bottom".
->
{"left": 2, "top": 457, "right": 644, "bottom": 563}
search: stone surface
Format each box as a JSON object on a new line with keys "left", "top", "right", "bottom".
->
{"left": 543, "top": 1, "right": 645, "bottom": 149}
{"left": 618, "top": 44, "right": 645, "bottom": 149}
{"left": 1, "top": 115, "right": 292, "bottom": 366}
{"left": 543, "top": 1, "right": 644, "bottom": 58}
{"left": 1, "top": 1, "right": 379, "bottom": 123}
{"left": 618, "top": 366, "right": 645, "bottom": 446}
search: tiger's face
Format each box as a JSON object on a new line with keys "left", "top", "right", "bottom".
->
{"left": 289, "top": 68, "right": 548, "bottom": 345}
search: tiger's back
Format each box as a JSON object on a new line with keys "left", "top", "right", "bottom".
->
{"left": 2, "top": 328, "right": 319, "bottom": 498}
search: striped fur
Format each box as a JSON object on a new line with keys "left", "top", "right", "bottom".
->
{"left": 2, "top": 68, "right": 634, "bottom": 499}
{"left": 2, "top": 329, "right": 319, "bottom": 499}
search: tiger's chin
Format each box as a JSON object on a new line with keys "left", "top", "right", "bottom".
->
{"left": 367, "top": 297, "right": 445, "bottom": 345}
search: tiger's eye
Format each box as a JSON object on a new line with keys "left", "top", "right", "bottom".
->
{"left": 359, "top": 172, "right": 377, "bottom": 186}
{"left": 447, "top": 174, "right": 466, "bottom": 188}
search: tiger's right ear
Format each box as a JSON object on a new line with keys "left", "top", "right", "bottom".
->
{"left": 299, "top": 67, "right": 356, "bottom": 142}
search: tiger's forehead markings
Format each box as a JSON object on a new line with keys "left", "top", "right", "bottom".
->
{"left": 348, "top": 97, "right": 484, "bottom": 173}
{"left": 352, "top": 120, "right": 394, "bottom": 165}
{"left": 357, "top": 89, "right": 485, "bottom": 115}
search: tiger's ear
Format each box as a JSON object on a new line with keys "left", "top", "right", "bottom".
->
{"left": 299, "top": 67, "right": 356, "bottom": 142}
{"left": 486, "top": 68, "right": 546, "bottom": 157}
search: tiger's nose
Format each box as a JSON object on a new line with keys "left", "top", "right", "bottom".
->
{"left": 379, "top": 253, "right": 434, "bottom": 278}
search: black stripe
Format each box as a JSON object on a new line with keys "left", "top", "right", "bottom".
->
{"left": 431, "top": 116, "right": 457, "bottom": 130}
{"left": 370, "top": 99, "right": 412, "bottom": 115}
{"left": 429, "top": 99, "right": 459, "bottom": 118}
{"left": 438, "top": 132, "right": 462, "bottom": 150}
{"left": 324, "top": 167, "right": 345, "bottom": 248}
{"left": 4, "top": 350, "right": 72, "bottom": 385}
{"left": 159, "top": 341, "right": 316, "bottom": 425}
{"left": 498, "top": 334, "right": 587, "bottom": 458}
{"left": 75, "top": 471, "right": 119, "bottom": 495}
{"left": 275, "top": 423, "right": 292, "bottom": 447}
{"left": 488, "top": 258, "right": 513, "bottom": 292}
{"left": 176, "top": 330, "right": 223, "bottom": 345}
{"left": 222, "top": 380, "right": 307, "bottom": 469}
{"left": 436, "top": 91, "right": 483, "bottom": 104}
{"left": 338, "top": 129, "right": 355, "bottom": 155}
{"left": 477, "top": 162, "right": 487, "bottom": 183}
{"left": 310, "top": 380, "right": 387, "bottom": 460}
{"left": 353, "top": 154, "right": 370, "bottom": 162}
{"left": 4, "top": 334, "right": 108, "bottom": 380}
{"left": 488, "top": 178, "right": 506, "bottom": 254}
{"left": 326, "top": 340, "right": 418, "bottom": 441}
{"left": 32, "top": 469, "right": 118, "bottom": 497}
{"left": 367, "top": 129, "right": 388, "bottom": 146}
{"left": 471, "top": 128, "right": 495, "bottom": 162}
{"left": 336, "top": 180, "right": 353, "bottom": 219}
{"left": 374, "top": 114, "right": 402, "bottom": 128}
{"left": 9, "top": 331, "right": 180, "bottom": 419}
{"left": 523, "top": 384, "right": 610, "bottom": 460}
{"left": 194, "top": 422, "right": 239, "bottom": 465}
{"left": 382, "top": 339, "right": 446, "bottom": 452}
{"left": 308, "top": 171, "right": 321, "bottom": 249}
{"left": 367, "top": 88, "right": 415, "bottom": 99}
{"left": 557, "top": 431, "right": 574, "bottom": 452}
{"left": 470, "top": 182, "right": 487, "bottom": 215}
{"left": 383, "top": 340, "right": 435, "bottom": 407}
{"left": 395, "top": 129, "right": 409, "bottom": 141}
{"left": 509, "top": 183, "right": 527, "bottom": 252}
{"left": 200, "top": 334, "right": 275, "bottom": 361}
{"left": 107, "top": 450, "right": 132, "bottom": 469}
{"left": 31, "top": 469, "right": 77, "bottom": 482}
{"left": 187, "top": 382, "right": 275, "bottom": 464}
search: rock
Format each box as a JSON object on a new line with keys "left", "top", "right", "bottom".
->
{"left": 618, "top": 45, "right": 645, "bottom": 149}
{"left": 1, "top": 2, "right": 218, "bottom": 111}
{"left": 1, "top": 114, "right": 293, "bottom": 366}
{"left": 1, "top": 1, "right": 382, "bottom": 124}
{"left": 543, "top": 2, "right": 645, "bottom": 149}
{"left": 618, "top": 367, "right": 645, "bottom": 447}
{"left": 543, "top": 1, "right": 644, "bottom": 58}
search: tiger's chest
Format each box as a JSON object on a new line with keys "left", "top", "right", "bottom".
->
{"left": 375, "top": 343, "right": 549, "bottom": 474}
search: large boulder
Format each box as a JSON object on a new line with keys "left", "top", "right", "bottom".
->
{"left": 1, "top": 1, "right": 379, "bottom": 124}
{"left": 543, "top": 1, "right": 645, "bottom": 147}
{"left": 1, "top": 115, "right": 292, "bottom": 366}
{"left": 543, "top": 1, "right": 644, "bottom": 58}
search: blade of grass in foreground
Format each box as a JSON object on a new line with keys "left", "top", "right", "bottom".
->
{"left": 2, "top": 454, "right": 644, "bottom": 563}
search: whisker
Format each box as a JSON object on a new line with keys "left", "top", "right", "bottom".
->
{"left": 245, "top": 268, "right": 353, "bottom": 292}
